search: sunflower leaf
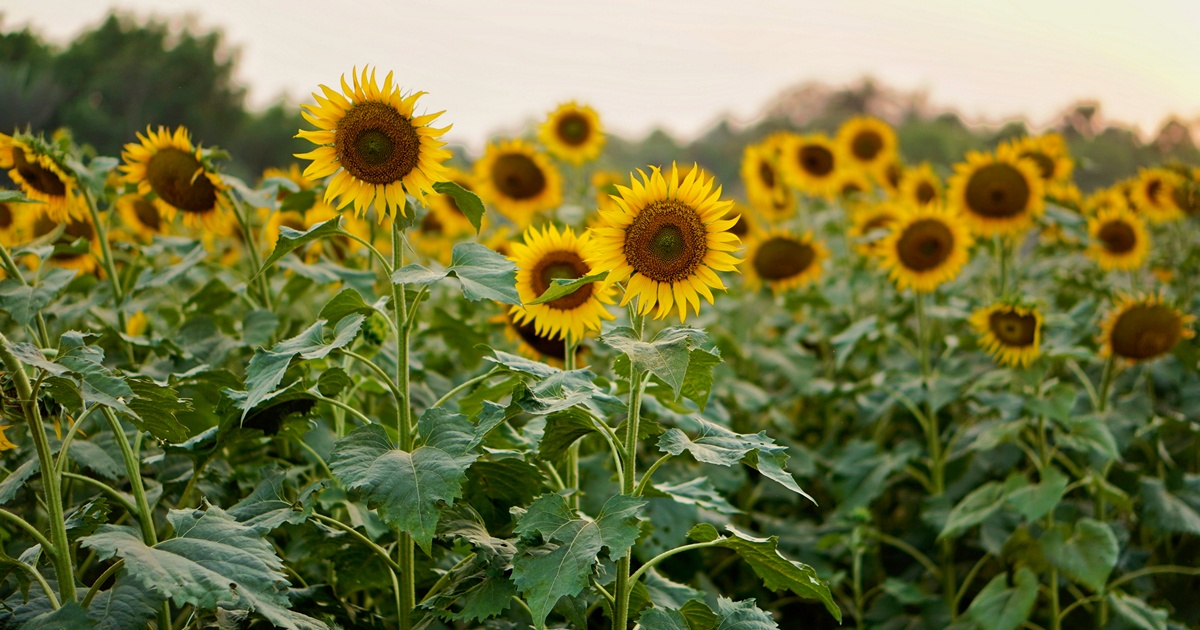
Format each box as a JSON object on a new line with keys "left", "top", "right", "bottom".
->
{"left": 256, "top": 217, "right": 345, "bottom": 278}
{"left": 658, "top": 418, "right": 813, "bottom": 502}
{"left": 526, "top": 271, "right": 609, "bottom": 305}
{"left": 134, "top": 243, "right": 207, "bottom": 290}
{"left": 392, "top": 243, "right": 520, "bottom": 304}
{"left": 0, "top": 189, "right": 44, "bottom": 204}
{"left": 601, "top": 326, "right": 708, "bottom": 398}
{"left": 964, "top": 568, "right": 1038, "bottom": 630}
{"left": 433, "top": 180, "right": 486, "bottom": 234}
{"left": 1040, "top": 518, "right": 1118, "bottom": 592}
{"left": 0, "top": 268, "right": 76, "bottom": 326}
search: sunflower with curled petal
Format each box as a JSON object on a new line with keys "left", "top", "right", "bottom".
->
{"left": 474, "top": 139, "right": 562, "bottom": 228}
{"left": 28, "top": 212, "right": 100, "bottom": 273}
{"left": 121, "top": 126, "right": 228, "bottom": 229}
{"left": 970, "top": 301, "right": 1043, "bottom": 368}
{"left": 1004, "top": 134, "right": 1074, "bottom": 185}
{"left": 587, "top": 164, "right": 740, "bottom": 322}
{"left": 897, "top": 163, "right": 942, "bottom": 207}
{"left": 115, "top": 193, "right": 168, "bottom": 242}
{"left": 509, "top": 224, "right": 615, "bottom": 343}
{"left": 295, "top": 66, "right": 451, "bottom": 220}
{"left": 0, "top": 132, "right": 84, "bottom": 221}
{"left": 837, "top": 116, "right": 897, "bottom": 176}
{"left": 779, "top": 133, "right": 842, "bottom": 199}
{"left": 848, "top": 202, "right": 901, "bottom": 257}
{"left": 1099, "top": 294, "right": 1195, "bottom": 364}
{"left": 538, "top": 102, "right": 605, "bottom": 165}
{"left": 744, "top": 229, "right": 828, "bottom": 293}
{"left": 947, "top": 148, "right": 1045, "bottom": 237}
{"left": 878, "top": 202, "right": 973, "bottom": 293}
{"left": 1086, "top": 206, "right": 1149, "bottom": 272}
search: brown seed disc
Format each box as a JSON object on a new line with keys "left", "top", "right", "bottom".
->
{"left": 623, "top": 199, "right": 708, "bottom": 283}
{"left": 0, "top": 203, "right": 13, "bottom": 230}
{"left": 531, "top": 250, "right": 593, "bottom": 310}
{"left": 146, "top": 148, "right": 218, "bottom": 213}
{"left": 897, "top": 219, "right": 954, "bottom": 271}
{"left": 798, "top": 144, "right": 835, "bottom": 177}
{"left": 1019, "top": 151, "right": 1056, "bottom": 180}
{"left": 916, "top": 182, "right": 937, "bottom": 205}
{"left": 555, "top": 113, "right": 592, "bottom": 147}
{"left": 1098, "top": 220, "right": 1136, "bottom": 254}
{"left": 1110, "top": 304, "right": 1184, "bottom": 360}
{"left": 851, "top": 131, "right": 883, "bottom": 161}
{"left": 131, "top": 197, "right": 161, "bottom": 231}
{"left": 491, "top": 153, "right": 547, "bottom": 200}
{"left": 964, "top": 163, "right": 1031, "bottom": 219}
{"left": 13, "top": 148, "right": 67, "bottom": 197}
{"left": 334, "top": 101, "right": 421, "bottom": 185}
{"left": 753, "top": 236, "right": 814, "bottom": 281}
{"left": 988, "top": 309, "right": 1037, "bottom": 347}
{"left": 758, "top": 161, "right": 777, "bottom": 189}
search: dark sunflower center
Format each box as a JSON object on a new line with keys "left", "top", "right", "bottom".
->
{"left": 1020, "top": 151, "right": 1056, "bottom": 180}
{"left": 420, "top": 210, "right": 443, "bottom": 234}
{"left": 1174, "top": 182, "right": 1200, "bottom": 217}
{"left": 492, "top": 153, "right": 547, "bottom": 200}
{"left": 851, "top": 131, "right": 883, "bottom": 161}
{"left": 512, "top": 316, "right": 568, "bottom": 360}
{"left": 886, "top": 163, "right": 902, "bottom": 188}
{"left": 916, "top": 182, "right": 937, "bottom": 204}
{"left": 1098, "top": 220, "right": 1136, "bottom": 254}
{"left": 145, "top": 148, "right": 218, "bottom": 213}
{"left": 1145, "top": 180, "right": 1161, "bottom": 201}
{"left": 758, "top": 161, "right": 776, "bottom": 188}
{"left": 0, "top": 203, "right": 12, "bottom": 230}
{"left": 799, "top": 145, "right": 835, "bottom": 177}
{"left": 624, "top": 199, "right": 708, "bottom": 283}
{"left": 988, "top": 310, "right": 1037, "bottom": 347}
{"left": 897, "top": 218, "right": 954, "bottom": 271}
{"left": 13, "top": 148, "right": 67, "bottom": 197}
{"left": 842, "top": 181, "right": 866, "bottom": 196}
{"left": 964, "top": 163, "right": 1031, "bottom": 219}
{"left": 131, "top": 197, "right": 161, "bottom": 231}
{"left": 335, "top": 101, "right": 421, "bottom": 185}
{"left": 555, "top": 113, "right": 591, "bottom": 147}
{"left": 532, "top": 251, "right": 593, "bottom": 310}
{"left": 753, "top": 237, "right": 814, "bottom": 281}
{"left": 33, "top": 215, "right": 93, "bottom": 261}
{"left": 1110, "top": 305, "right": 1183, "bottom": 360}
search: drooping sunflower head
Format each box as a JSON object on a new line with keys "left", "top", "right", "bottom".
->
{"left": 744, "top": 229, "right": 828, "bottom": 294}
{"left": 970, "top": 301, "right": 1043, "bottom": 368}
{"left": 848, "top": 202, "right": 901, "bottom": 257}
{"left": 1099, "top": 294, "right": 1195, "bottom": 364}
{"left": 878, "top": 202, "right": 974, "bottom": 293}
{"left": 538, "top": 102, "right": 605, "bottom": 165}
{"left": 780, "top": 133, "right": 842, "bottom": 198}
{"left": 474, "top": 139, "right": 562, "bottom": 228}
{"left": 587, "top": 164, "right": 741, "bottom": 322}
{"left": 1130, "top": 168, "right": 1185, "bottom": 223}
{"left": 1003, "top": 134, "right": 1074, "bottom": 183}
{"left": 121, "top": 126, "right": 227, "bottom": 228}
{"left": 509, "top": 224, "right": 615, "bottom": 343}
{"left": 30, "top": 212, "right": 99, "bottom": 273}
{"left": 837, "top": 116, "right": 897, "bottom": 173}
{"left": 897, "top": 163, "right": 942, "bottom": 207}
{"left": 0, "top": 132, "right": 84, "bottom": 221}
{"left": 115, "top": 193, "right": 168, "bottom": 242}
{"left": 948, "top": 149, "right": 1045, "bottom": 237}
{"left": 296, "top": 66, "right": 451, "bottom": 220}
{"left": 503, "top": 312, "right": 586, "bottom": 367}
{"left": 1086, "top": 206, "right": 1149, "bottom": 272}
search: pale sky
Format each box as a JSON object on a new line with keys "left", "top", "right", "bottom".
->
{"left": 3, "top": 0, "right": 1198, "bottom": 151}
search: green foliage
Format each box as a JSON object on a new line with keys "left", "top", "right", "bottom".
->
{"left": 392, "top": 242, "right": 521, "bottom": 304}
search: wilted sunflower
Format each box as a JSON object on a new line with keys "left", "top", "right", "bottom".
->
{"left": 837, "top": 117, "right": 897, "bottom": 174}
{"left": 947, "top": 149, "right": 1045, "bottom": 237}
{"left": 0, "top": 132, "right": 83, "bottom": 221}
{"left": 897, "top": 163, "right": 942, "bottom": 207}
{"left": 1100, "top": 294, "right": 1195, "bottom": 364}
{"left": 296, "top": 66, "right": 450, "bottom": 219}
{"left": 744, "top": 229, "right": 828, "bottom": 293}
{"left": 30, "top": 213, "right": 99, "bottom": 273}
{"left": 538, "top": 102, "right": 605, "bottom": 165}
{"left": 115, "top": 194, "right": 167, "bottom": 242}
{"left": 509, "top": 224, "right": 615, "bottom": 342}
{"left": 474, "top": 139, "right": 562, "bottom": 228}
{"left": 970, "top": 301, "right": 1043, "bottom": 368}
{"left": 1004, "top": 134, "right": 1074, "bottom": 184}
{"left": 878, "top": 203, "right": 973, "bottom": 293}
{"left": 848, "top": 203, "right": 901, "bottom": 257}
{"left": 780, "top": 134, "right": 841, "bottom": 198}
{"left": 587, "top": 164, "right": 740, "bottom": 322}
{"left": 1086, "top": 206, "right": 1149, "bottom": 271}
{"left": 121, "top": 126, "right": 227, "bottom": 228}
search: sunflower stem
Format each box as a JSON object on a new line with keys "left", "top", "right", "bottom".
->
{"left": 914, "top": 294, "right": 955, "bottom": 617}
{"left": 227, "top": 192, "right": 273, "bottom": 313}
{"left": 564, "top": 335, "right": 581, "bottom": 511}
{"left": 80, "top": 185, "right": 136, "bottom": 365}
{"left": 390, "top": 212, "right": 416, "bottom": 630}
{"left": 613, "top": 308, "right": 645, "bottom": 630}
{"left": 995, "top": 235, "right": 1009, "bottom": 298}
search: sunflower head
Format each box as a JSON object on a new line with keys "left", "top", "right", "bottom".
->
{"left": 539, "top": 102, "right": 605, "bottom": 165}
{"left": 509, "top": 224, "right": 615, "bottom": 343}
{"left": 878, "top": 202, "right": 974, "bottom": 293}
{"left": 1100, "top": 294, "right": 1196, "bottom": 364}
{"left": 1131, "top": 168, "right": 1186, "bottom": 223}
{"left": 833, "top": 168, "right": 875, "bottom": 200}
{"left": 121, "top": 126, "right": 228, "bottom": 228}
{"left": 474, "top": 139, "right": 562, "bottom": 228}
{"left": 971, "top": 301, "right": 1043, "bottom": 368}
{"left": 741, "top": 142, "right": 795, "bottom": 219}
{"left": 1003, "top": 134, "right": 1074, "bottom": 183}
{"left": 744, "top": 229, "right": 828, "bottom": 293}
{"left": 848, "top": 203, "right": 901, "bottom": 257}
{"left": 780, "top": 133, "right": 842, "bottom": 198}
{"left": 1086, "top": 206, "right": 1149, "bottom": 272}
{"left": 837, "top": 116, "right": 897, "bottom": 173}
{"left": 897, "top": 163, "right": 942, "bottom": 207}
{"left": 0, "top": 201, "right": 30, "bottom": 246}
{"left": 115, "top": 193, "right": 168, "bottom": 242}
{"left": 30, "top": 213, "right": 99, "bottom": 273}
{"left": 296, "top": 66, "right": 451, "bottom": 220}
{"left": 948, "top": 149, "right": 1045, "bottom": 237}
{"left": 0, "top": 425, "right": 15, "bottom": 452}
{"left": 0, "top": 132, "right": 84, "bottom": 221}
{"left": 587, "top": 164, "right": 741, "bottom": 322}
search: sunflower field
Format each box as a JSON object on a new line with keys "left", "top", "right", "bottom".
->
{"left": 0, "top": 63, "right": 1198, "bottom": 630}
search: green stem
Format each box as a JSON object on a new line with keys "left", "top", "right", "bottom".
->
{"left": 996, "top": 236, "right": 1009, "bottom": 298}
{"left": 341, "top": 349, "right": 406, "bottom": 409}
{"left": 54, "top": 404, "right": 100, "bottom": 478}
{"left": 431, "top": 367, "right": 502, "bottom": 410}
{"left": 391, "top": 216, "right": 416, "bottom": 630}
{"left": 15, "top": 557, "right": 61, "bottom": 610}
{"left": 627, "top": 540, "right": 721, "bottom": 587}
{"left": 311, "top": 513, "right": 403, "bottom": 573}
{"left": 102, "top": 409, "right": 156, "bottom": 545}
{"left": 634, "top": 453, "right": 673, "bottom": 497}
{"left": 1096, "top": 356, "right": 1116, "bottom": 413}
{"left": 314, "top": 394, "right": 375, "bottom": 427}
{"left": 228, "top": 192, "right": 273, "bottom": 312}
{"left": 914, "top": 295, "right": 955, "bottom": 616}
{"left": 60, "top": 472, "right": 138, "bottom": 515}
{"left": 292, "top": 434, "right": 335, "bottom": 479}
{"left": 613, "top": 359, "right": 645, "bottom": 630}
{"left": 81, "top": 558, "right": 124, "bottom": 607}
{"left": 0, "top": 333, "right": 75, "bottom": 601}
{"left": 564, "top": 336, "right": 580, "bottom": 511}
{"left": 872, "top": 531, "right": 942, "bottom": 579}
{"left": 0, "top": 507, "right": 56, "bottom": 553}
{"left": 80, "top": 186, "right": 135, "bottom": 364}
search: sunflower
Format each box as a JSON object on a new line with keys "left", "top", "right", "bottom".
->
{"left": 0, "top": 201, "right": 28, "bottom": 246}
{"left": 474, "top": 139, "right": 562, "bottom": 228}
{"left": 947, "top": 149, "right": 1045, "bottom": 237}
{"left": 848, "top": 203, "right": 901, "bottom": 257}
{"left": 1004, "top": 134, "right": 1074, "bottom": 184}
{"left": 538, "top": 102, "right": 605, "bottom": 165}
{"left": 115, "top": 193, "right": 168, "bottom": 242}
{"left": 878, "top": 203, "right": 973, "bottom": 293}
{"left": 508, "top": 224, "right": 615, "bottom": 342}
{"left": 0, "top": 425, "right": 15, "bottom": 452}
{"left": 837, "top": 116, "right": 897, "bottom": 175}
{"left": 1173, "top": 170, "right": 1200, "bottom": 217}
{"left": 1099, "top": 294, "right": 1195, "bottom": 364}
{"left": 779, "top": 134, "right": 842, "bottom": 198}
{"left": 1130, "top": 168, "right": 1184, "bottom": 223}
{"left": 587, "top": 164, "right": 740, "bottom": 322}
{"left": 295, "top": 66, "right": 450, "bottom": 220}
{"left": 1082, "top": 187, "right": 1130, "bottom": 216}
{"left": 503, "top": 313, "right": 584, "bottom": 367}
{"left": 833, "top": 168, "right": 875, "bottom": 200}
{"left": 29, "top": 213, "right": 99, "bottom": 273}
{"left": 0, "top": 132, "right": 84, "bottom": 221}
{"left": 121, "top": 126, "right": 228, "bottom": 228}
{"left": 1086, "top": 206, "right": 1149, "bottom": 271}
{"left": 875, "top": 160, "right": 905, "bottom": 196}
{"left": 591, "top": 170, "right": 625, "bottom": 218}
{"left": 897, "top": 163, "right": 942, "bottom": 207}
{"left": 744, "top": 229, "right": 828, "bottom": 293}
{"left": 741, "top": 142, "right": 794, "bottom": 218}
{"left": 970, "top": 301, "right": 1043, "bottom": 368}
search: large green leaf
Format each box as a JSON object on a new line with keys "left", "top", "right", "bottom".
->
{"left": 125, "top": 377, "right": 192, "bottom": 443}
{"left": 0, "top": 268, "right": 75, "bottom": 325}
{"left": 86, "top": 571, "right": 160, "bottom": 630}
{"left": 688, "top": 524, "right": 840, "bottom": 622}
{"left": 651, "top": 477, "right": 739, "bottom": 514}
{"left": 1040, "top": 518, "right": 1118, "bottom": 592}
{"left": 317, "top": 287, "right": 376, "bottom": 326}
{"left": 328, "top": 412, "right": 479, "bottom": 552}
{"left": 658, "top": 418, "right": 812, "bottom": 501}
{"left": 432, "top": 180, "right": 486, "bottom": 233}
{"left": 964, "top": 568, "right": 1038, "bottom": 630}
{"left": 134, "top": 242, "right": 206, "bottom": 290}
{"left": 228, "top": 470, "right": 319, "bottom": 533}
{"left": 54, "top": 332, "right": 136, "bottom": 418}
{"left": 1005, "top": 466, "right": 1068, "bottom": 523}
{"left": 256, "top": 217, "right": 344, "bottom": 277}
{"left": 526, "top": 271, "right": 609, "bottom": 305}
{"left": 939, "top": 481, "right": 1008, "bottom": 540}
{"left": 512, "top": 492, "right": 645, "bottom": 628}
{"left": 391, "top": 242, "right": 520, "bottom": 304}
{"left": 421, "top": 505, "right": 517, "bottom": 623}
{"left": 1140, "top": 477, "right": 1200, "bottom": 535}
{"left": 1108, "top": 593, "right": 1168, "bottom": 630}
{"left": 640, "top": 597, "right": 779, "bottom": 630}
{"left": 80, "top": 506, "right": 326, "bottom": 629}
{"left": 601, "top": 326, "right": 707, "bottom": 398}
{"left": 679, "top": 348, "right": 722, "bottom": 412}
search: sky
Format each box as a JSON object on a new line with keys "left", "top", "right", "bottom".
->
{"left": 3, "top": 0, "right": 1198, "bottom": 151}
